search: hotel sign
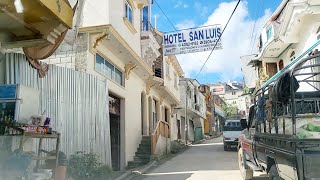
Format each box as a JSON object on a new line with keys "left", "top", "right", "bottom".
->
{"left": 163, "top": 26, "right": 223, "bottom": 56}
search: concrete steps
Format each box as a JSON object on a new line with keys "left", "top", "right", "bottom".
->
{"left": 127, "top": 136, "right": 152, "bottom": 169}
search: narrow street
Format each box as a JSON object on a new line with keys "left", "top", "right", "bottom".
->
{"left": 140, "top": 137, "right": 268, "bottom": 180}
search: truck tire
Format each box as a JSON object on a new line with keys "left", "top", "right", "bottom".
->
{"left": 269, "top": 165, "right": 282, "bottom": 180}
{"left": 238, "top": 147, "right": 253, "bottom": 180}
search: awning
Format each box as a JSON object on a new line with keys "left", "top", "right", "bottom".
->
{"left": 214, "top": 107, "right": 226, "bottom": 118}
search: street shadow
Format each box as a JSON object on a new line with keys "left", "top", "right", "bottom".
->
{"left": 139, "top": 173, "right": 192, "bottom": 180}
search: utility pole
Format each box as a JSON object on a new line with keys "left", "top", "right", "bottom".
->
{"left": 185, "top": 82, "right": 188, "bottom": 145}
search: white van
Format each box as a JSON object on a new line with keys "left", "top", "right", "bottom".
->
{"left": 223, "top": 119, "right": 242, "bottom": 151}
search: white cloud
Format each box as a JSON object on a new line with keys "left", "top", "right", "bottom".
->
{"left": 174, "top": 0, "right": 189, "bottom": 9}
{"left": 194, "top": 2, "right": 209, "bottom": 17}
{"left": 175, "top": 20, "right": 196, "bottom": 30}
{"left": 176, "top": 1, "right": 272, "bottom": 82}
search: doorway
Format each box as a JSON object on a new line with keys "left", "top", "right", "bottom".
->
{"left": 266, "top": 63, "right": 277, "bottom": 77}
{"left": 141, "top": 92, "right": 148, "bottom": 135}
{"left": 109, "top": 95, "right": 121, "bottom": 171}
{"left": 177, "top": 119, "right": 181, "bottom": 139}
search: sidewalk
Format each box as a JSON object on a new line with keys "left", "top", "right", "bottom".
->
{"left": 114, "top": 133, "right": 222, "bottom": 180}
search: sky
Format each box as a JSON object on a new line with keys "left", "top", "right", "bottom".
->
{"left": 151, "top": 0, "right": 281, "bottom": 84}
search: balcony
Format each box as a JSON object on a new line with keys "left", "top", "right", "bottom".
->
{"left": 141, "top": 21, "right": 161, "bottom": 69}
{"left": 279, "top": 1, "right": 320, "bottom": 44}
{"left": 258, "top": 21, "right": 290, "bottom": 58}
{"left": 0, "top": 0, "right": 73, "bottom": 48}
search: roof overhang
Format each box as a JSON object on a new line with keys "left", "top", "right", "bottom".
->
{"left": 80, "top": 25, "right": 153, "bottom": 78}
{"left": 159, "top": 85, "right": 180, "bottom": 105}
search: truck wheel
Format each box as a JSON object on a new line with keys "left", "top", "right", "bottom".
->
{"left": 269, "top": 165, "right": 282, "bottom": 180}
{"left": 238, "top": 147, "right": 253, "bottom": 180}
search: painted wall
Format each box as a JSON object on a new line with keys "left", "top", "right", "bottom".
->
{"left": 163, "top": 56, "right": 181, "bottom": 100}
{"left": 82, "top": 0, "right": 142, "bottom": 57}
{"left": 82, "top": 0, "right": 110, "bottom": 28}
{"left": 108, "top": 0, "right": 142, "bottom": 56}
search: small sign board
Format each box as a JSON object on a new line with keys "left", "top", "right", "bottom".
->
{"left": 163, "top": 25, "right": 223, "bottom": 56}
{"left": 0, "top": 85, "right": 17, "bottom": 99}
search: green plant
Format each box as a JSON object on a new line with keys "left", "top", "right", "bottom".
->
{"left": 67, "top": 152, "right": 113, "bottom": 180}
{"left": 222, "top": 104, "right": 238, "bottom": 116}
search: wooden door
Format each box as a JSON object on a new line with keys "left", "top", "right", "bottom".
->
{"left": 266, "top": 63, "right": 277, "bottom": 77}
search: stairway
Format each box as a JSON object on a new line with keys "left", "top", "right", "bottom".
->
{"left": 127, "top": 136, "right": 152, "bottom": 169}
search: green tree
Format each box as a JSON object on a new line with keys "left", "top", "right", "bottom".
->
{"left": 222, "top": 103, "right": 238, "bottom": 117}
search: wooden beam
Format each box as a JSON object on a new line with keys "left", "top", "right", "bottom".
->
{"left": 2, "top": 39, "right": 51, "bottom": 49}
{"left": 38, "top": 0, "right": 73, "bottom": 28}
{"left": 0, "top": 7, "right": 40, "bottom": 35}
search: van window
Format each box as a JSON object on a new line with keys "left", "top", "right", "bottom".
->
{"left": 223, "top": 121, "right": 241, "bottom": 131}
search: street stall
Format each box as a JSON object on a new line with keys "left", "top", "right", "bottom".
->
{"left": 0, "top": 84, "right": 63, "bottom": 180}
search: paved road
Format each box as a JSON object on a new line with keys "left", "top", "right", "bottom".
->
{"left": 139, "top": 137, "right": 268, "bottom": 180}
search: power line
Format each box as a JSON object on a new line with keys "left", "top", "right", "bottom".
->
{"left": 194, "top": 0, "right": 241, "bottom": 79}
{"left": 248, "top": 0, "right": 261, "bottom": 53}
{"left": 153, "top": 0, "right": 241, "bottom": 84}
{"left": 153, "top": 0, "right": 177, "bottom": 31}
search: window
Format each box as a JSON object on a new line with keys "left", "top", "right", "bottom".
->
{"left": 290, "top": 51, "right": 295, "bottom": 61}
{"left": 317, "top": 26, "right": 320, "bottom": 40}
{"left": 125, "top": 1, "right": 133, "bottom": 23}
{"left": 95, "top": 54, "right": 124, "bottom": 86}
{"left": 232, "top": 91, "right": 236, "bottom": 95}
{"left": 266, "top": 26, "right": 273, "bottom": 40}
{"left": 279, "top": 60, "right": 284, "bottom": 70}
{"left": 142, "top": 6, "right": 149, "bottom": 31}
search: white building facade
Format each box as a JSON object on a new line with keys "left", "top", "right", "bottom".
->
{"left": 177, "top": 78, "right": 206, "bottom": 142}
{"left": 42, "top": 0, "right": 184, "bottom": 171}
{"left": 254, "top": 0, "right": 320, "bottom": 87}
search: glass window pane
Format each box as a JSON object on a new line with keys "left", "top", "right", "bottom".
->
{"left": 128, "top": 7, "right": 132, "bottom": 23}
{"left": 104, "top": 60, "right": 114, "bottom": 79}
{"left": 115, "top": 68, "right": 123, "bottom": 86}
{"left": 142, "top": 6, "right": 149, "bottom": 31}
{"left": 96, "top": 54, "right": 104, "bottom": 73}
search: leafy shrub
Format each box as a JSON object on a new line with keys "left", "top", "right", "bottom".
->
{"left": 67, "top": 152, "right": 113, "bottom": 180}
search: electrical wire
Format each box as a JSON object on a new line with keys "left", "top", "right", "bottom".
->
{"left": 194, "top": 0, "right": 241, "bottom": 79}
{"left": 153, "top": 0, "right": 241, "bottom": 85}
{"left": 153, "top": 0, "right": 177, "bottom": 31}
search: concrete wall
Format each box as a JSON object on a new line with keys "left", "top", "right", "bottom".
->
{"left": 224, "top": 90, "right": 243, "bottom": 105}
{"left": 163, "top": 56, "right": 181, "bottom": 100}
{"left": 82, "top": 0, "right": 110, "bottom": 27}
{"left": 82, "top": 0, "right": 142, "bottom": 56}
{"left": 108, "top": 0, "right": 142, "bottom": 56}
{"left": 155, "top": 136, "right": 171, "bottom": 156}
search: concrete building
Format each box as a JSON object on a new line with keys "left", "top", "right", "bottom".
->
{"left": 209, "top": 82, "right": 244, "bottom": 107}
{"left": 199, "top": 85, "right": 213, "bottom": 135}
{"left": 240, "top": 54, "right": 260, "bottom": 89}
{"left": 245, "top": 0, "right": 320, "bottom": 88}
{"left": 212, "top": 95, "right": 226, "bottom": 133}
{"left": 177, "top": 78, "right": 206, "bottom": 143}
{"left": 41, "top": 0, "right": 185, "bottom": 171}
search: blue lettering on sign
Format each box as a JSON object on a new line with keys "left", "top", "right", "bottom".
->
{"left": 164, "top": 33, "right": 187, "bottom": 44}
{"left": 164, "top": 26, "right": 221, "bottom": 45}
